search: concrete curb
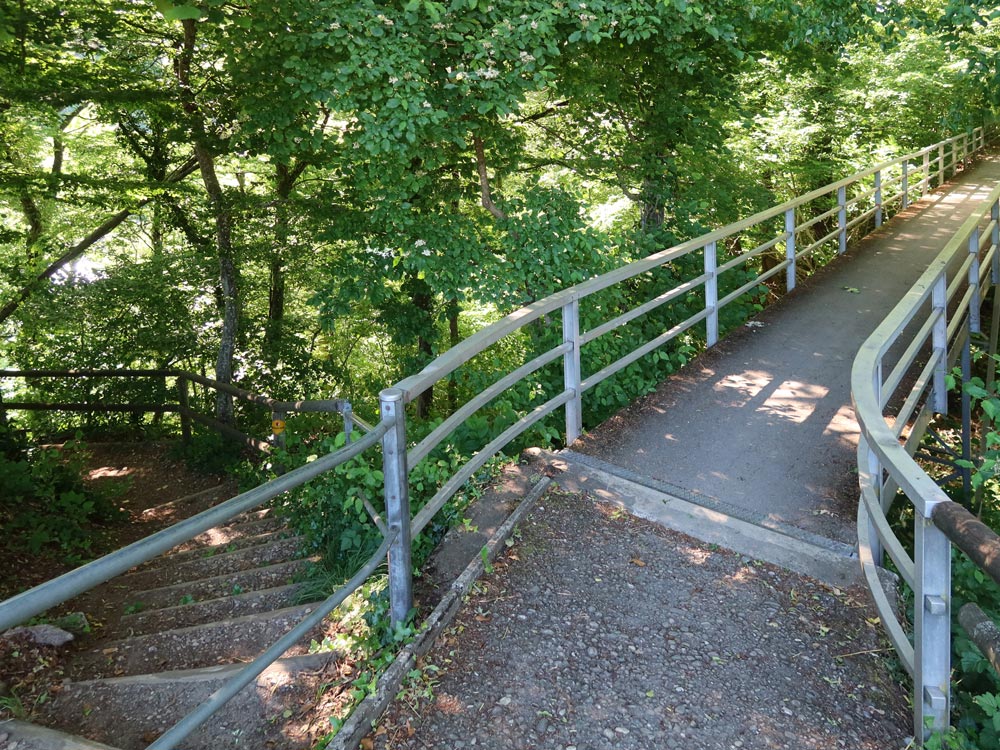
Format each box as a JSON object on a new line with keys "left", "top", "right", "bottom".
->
{"left": 551, "top": 453, "right": 862, "bottom": 588}
{"left": 327, "top": 476, "right": 552, "bottom": 750}
{"left": 0, "top": 720, "right": 122, "bottom": 750}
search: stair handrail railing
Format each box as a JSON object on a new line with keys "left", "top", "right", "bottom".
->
{"left": 852, "top": 177, "right": 1000, "bottom": 740}
{"left": 0, "top": 367, "right": 363, "bottom": 454}
{"left": 0, "top": 125, "right": 987, "bottom": 748}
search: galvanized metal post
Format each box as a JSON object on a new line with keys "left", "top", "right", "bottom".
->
{"left": 837, "top": 186, "right": 847, "bottom": 255}
{"left": 970, "top": 227, "right": 982, "bottom": 335}
{"left": 901, "top": 161, "right": 910, "bottom": 210}
{"left": 939, "top": 142, "right": 946, "bottom": 186}
{"left": 993, "top": 200, "right": 1000, "bottom": 284}
{"left": 961, "top": 338, "right": 973, "bottom": 501}
{"left": 562, "top": 299, "right": 583, "bottom": 445}
{"left": 874, "top": 170, "right": 883, "bottom": 228}
{"left": 177, "top": 376, "right": 192, "bottom": 444}
{"left": 704, "top": 241, "right": 719, "bottom": 346}
{"left": 932, "top": 273, "right": 949, "bottom": 415}
{"left": 784, "top": 208, "right": 796, "bottom": 292}
{"left": 380, "top": 388, "right": 412, "bottom": 626}
{"left": 342, "top": 401, "right": 354, "bottom": 446}
{"left": 914, "top": 508, "right": 951, "bottom": 740}
{"left": 922, "top": 151, "right": 930, "bottom": 197}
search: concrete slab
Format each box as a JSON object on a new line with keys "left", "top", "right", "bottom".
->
{"left": 552, "top": 450, "right": 861, "bottom": 588}
{"left": 574, "top": 156, "right": 1000, "bottom": 546}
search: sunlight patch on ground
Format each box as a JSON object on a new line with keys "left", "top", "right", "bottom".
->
{"left": 713, "top": 369, "right": 772, "bottom": 405}
{"left": 87, "top": 466, "right": 133, "bottom": 480}
{"left": 757, "top": 380, "right": 829, "bottom": 424}
{"left": 821, "top": 403, "right": 860, "bottom": 447}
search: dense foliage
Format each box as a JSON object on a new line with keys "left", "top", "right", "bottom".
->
{"left": 3, "top": 0, "right": 1000, "bottom": 739}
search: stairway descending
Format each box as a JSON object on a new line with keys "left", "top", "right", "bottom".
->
{"left": 4, "top": 483, "right": 337, "bottom": 750}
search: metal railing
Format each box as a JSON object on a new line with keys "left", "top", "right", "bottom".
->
{"left": 852, "top": 165, "right": 1000, "bottom": 739}
{"left": 0, "top": 126, "right": 985, "bottom": 748}
{"left": 0, "top": 368, "right": 362, "bottom": 455}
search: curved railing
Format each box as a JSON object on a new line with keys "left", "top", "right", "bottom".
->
{"left": 852, "top": 176, "right": 1000, "bottom": 738}
{"left": 0, "top": 126, "right": 985, "bottom": 749}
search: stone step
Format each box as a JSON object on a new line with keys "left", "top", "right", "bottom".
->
{"left": 169, "top": 511, "right": 285, "bottom": 553}
{"left": 126, "top": 557, "right": 315, "bottom": 611}
{"left": 0, "top": 721, "right": 122, "bottom": 750}
{"left": 136, "top": 529, "right": 297, "bottom": 573}
{"left": 120, "top": 536, "right": 305, "bottom": 590}
{"left": 74, "top": 603, "right": 324, "bottom": 678}
{"left": 40, "top": 654, "right": 337, "bottom": 750}
{"left": 137, "top": 485, "right": 231, "bottom": 525}
{"left": 113, "top": 583, "right": 309, "bottom": 637}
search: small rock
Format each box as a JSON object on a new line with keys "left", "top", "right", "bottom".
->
{"left": 498, "top": 695, "right": 512, "bottom": 706}
{"left": 2, "top": 624, "right": 74, "bottom": 647}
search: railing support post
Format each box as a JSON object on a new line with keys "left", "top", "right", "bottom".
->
{"left": 902, "top": 161, "right": 910, "bottom": 210}
{"left": 342, "top": 401, "right": 354, "bottom": 446}
{"left": 837, "top": 186, "right": 847, "bottom": 255}
{"left": 380, "top": 388, "right": 412, "bottom": 627}
{"left": 939, "top": 142, "right": 946, "bottom": 186}
{"left": 562, "top": 299, "right": 583, "bottom": 445}
{"left": 961, "top": 338, "right": 973, "bottom": 500}
{"left": 970, "top": 227, "right": 982, "bottom": 335}
{"left": 704, "top": 241, "right": 719, "bottom": 346}
{"left": 922, "top": 150, "right": 930, "bottom": 197}
{"left": 874, "top": 170, "right": 883, "bottom": 228}
{"left": 993, "top": 200, "right": 1000, "bottom": 284}
{"left": 932, "top": 273, "right": 949, "bottom": 415}
{"left": 177, "top": 376, "right": 192, "bottom": 444}
{"left": 784, "top": 208, "right": 796, "bottom": 292}
{"left": 914, "top": 510, "right": 951, "bottom": 741}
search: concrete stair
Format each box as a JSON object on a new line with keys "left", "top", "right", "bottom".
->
{"left": 11, "top": 478, "right": 334, "bottom": 750}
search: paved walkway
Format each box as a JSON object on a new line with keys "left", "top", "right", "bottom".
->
{"left": 370, "top": 157, "right": 1000, "bottom": 749}
{"left": 575, "top": 156, "right": 1000, "bottom": 547}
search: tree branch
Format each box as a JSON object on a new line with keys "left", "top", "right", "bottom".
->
{"left": 474, "top": 135, "right": 507, "bottom": 220}
{"left": 0, "top": 157, "right": 199, "bottom": 325}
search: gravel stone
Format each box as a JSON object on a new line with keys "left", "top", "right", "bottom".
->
{"left": 372, "top": 490, "right": 909, "bottom": 749}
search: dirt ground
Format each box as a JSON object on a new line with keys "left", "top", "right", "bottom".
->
{"left": 0, "top": 441, "right": 233, "bottom": 721}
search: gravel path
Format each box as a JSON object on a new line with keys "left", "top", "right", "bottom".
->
{"left": 372, "top": 489, "right": 909, "bottom": 749}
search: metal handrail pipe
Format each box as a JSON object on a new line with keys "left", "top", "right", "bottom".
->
{"left": 717, "top": 262, "right": 787, "bottom": 310}
{"left": 795, "top": 203, "right": 844, "bottom": 234}
{"left": 847, "top": 208, "right": 877, "bottom": 233}
{"left": 797, "top": 225, "right": 843, "bottom": 259}
{"left": 580, "top": 308, "right": 712, "bottom": 392}
{"left": 893, "top": 357, "right": 942, "bottom": 436}
{"left": 182, "top": 409, "right": 272, "bottom": 455}
{"left": 932, "top": 501, "right": 1000, "bottom": 589}
{"left": 856, "top": 482, "right": 916, "bottom": 674}
{"left": 396, "top": 137, "right": 976, "bottom": 405}
{"left": 147, "top": 531, "right": 395, "bottom": 750}
{"left": 0, "top": 369, "right": 173, "bottom": 378}
{"left": 946, "top": 286, "right": 977, "bottom": 343}
{"left": 947, "top": 255, "right": 976, "bottom": 302}
{"left": 717, "top": 234, "right": 785, "bottom": 274}
{"left": 1, "top": 403, "right": 177, "bottom": 413}
{"left": 0, "top": 421, "right": 389, "bottom": 631}
{"left": 881, "top": 311, "right": 941, "bottom": 407}
{"left": 860, "top": 482, "right": 916, "bottom": 585}
{"left": 410, "top": 389, "right": 573, "bottom": 537}
{"left": 407, "top": 344, "right": 570, "bottom": 468}
{"left": 882, "top": 189, "right": 906, "bottom": 208}
{"left": 579, "top": 273, "right": 711, "bottom": 345}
